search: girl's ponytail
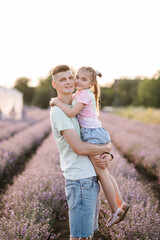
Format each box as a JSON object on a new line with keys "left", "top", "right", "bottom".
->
{"left": 93, "top": 70, "right": 102, "bottom": 113}
{"left": 96, "top": 71, "right": 102, "bottom": 78}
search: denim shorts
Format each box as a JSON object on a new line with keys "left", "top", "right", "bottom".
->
{"left": 81, "top": 127, "right": 111, "bottom": 145}
{"left": 65, "top": 176, "right": 100, "bottom": 238}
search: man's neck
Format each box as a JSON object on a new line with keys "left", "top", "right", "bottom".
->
{"left": 57, "top": 94, "right": 72, "bottom": 105}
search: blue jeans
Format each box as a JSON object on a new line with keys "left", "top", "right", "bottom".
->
{"left": 65, "top": 176, "right": 100, "bottom": 238}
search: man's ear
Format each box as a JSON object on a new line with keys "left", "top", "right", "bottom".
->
{"left": 52, "top": 80, "right": 56, "bottom": 89}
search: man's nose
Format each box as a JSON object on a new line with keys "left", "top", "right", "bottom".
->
{"left": 66, "top": 78, "right": 72, "bottom": 84}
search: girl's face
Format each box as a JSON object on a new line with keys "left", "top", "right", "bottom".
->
{"left": 75, "top": 69, "right": 93, "bottom": 91}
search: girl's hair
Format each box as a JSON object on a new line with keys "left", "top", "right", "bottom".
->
{"left": 78, "top": 66, "right": 102, "bottom": 112}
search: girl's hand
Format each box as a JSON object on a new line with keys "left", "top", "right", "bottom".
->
{"left": 49, "top": 97, "right": 58, "bottom": 106}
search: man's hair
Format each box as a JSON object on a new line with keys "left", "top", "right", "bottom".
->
{"left": 51, "top": 65, "right": 70, "bottom": 78}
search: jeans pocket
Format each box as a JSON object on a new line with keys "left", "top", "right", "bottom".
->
{"left": 83, "top": 179, "right": 95, "bottom": 190}
{"left": 65, "top": 186, "right": 75, "bottom": 210}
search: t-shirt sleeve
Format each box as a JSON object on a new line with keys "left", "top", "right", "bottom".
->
{"left": 76, "top": 90, "right": 92, "bottom": 105}
{"left": 51, "top": 107, "right": 75, "bottom": 131}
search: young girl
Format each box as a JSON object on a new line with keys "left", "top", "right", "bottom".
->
{"left": 50, "top": 66, "right": 129, "bottom": 227}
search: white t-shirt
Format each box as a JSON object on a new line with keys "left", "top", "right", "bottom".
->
{"left": 50, "top": 106, "right": 96, "bottom": 180}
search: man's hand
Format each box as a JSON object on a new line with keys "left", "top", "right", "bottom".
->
{"left": 94, "top": 153, "right": 113, "bottom": 169}
{"left": 49, "top": 97, "right": 58, "bottom": 106}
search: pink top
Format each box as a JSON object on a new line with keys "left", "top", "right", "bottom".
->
{"left": 72, "top": 89, "right": 102, "bottom": 128}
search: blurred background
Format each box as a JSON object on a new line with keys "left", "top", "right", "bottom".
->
{"left": 0, "top": 0, "right": 160, "bottom": 123}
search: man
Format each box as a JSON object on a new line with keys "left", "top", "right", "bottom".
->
{"left": 50, "top": 65, "right": 112, "bottom": 240}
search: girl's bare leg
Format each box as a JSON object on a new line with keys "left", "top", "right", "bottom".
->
{"left": 107, "top": 170, "right": 123, "bottom": 208}
{"left": 90, "top": 155, "right": 118, "bottom": 213}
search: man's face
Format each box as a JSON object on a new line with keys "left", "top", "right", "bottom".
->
{"left": 52, "top": 70, "right": 75, "bottom": 95}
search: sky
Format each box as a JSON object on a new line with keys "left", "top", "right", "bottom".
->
{"left": 0, "top": 0, "right": 160, "bottom": 88}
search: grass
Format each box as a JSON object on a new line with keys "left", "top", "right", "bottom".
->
{"left": 110, "top": 106, "right": 160, "bottom": 124}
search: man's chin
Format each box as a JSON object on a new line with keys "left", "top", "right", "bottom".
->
{"left": 65, "top": 87, "right": 75, "bottom": 93}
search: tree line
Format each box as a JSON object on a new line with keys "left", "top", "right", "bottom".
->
{"left": 101, "top": 70, "right": 160, "bottom": 108}
{"left": 14, "top": 74, "right": 57, "bottom": 109}
{"left": 14, "top": 70, "right": 160, "bottom": 109}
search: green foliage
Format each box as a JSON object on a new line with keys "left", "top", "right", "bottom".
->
{"left": 100, "top": 87, "right": 114, "bottom": 108}
{"left": 138, "top": 78, "right": 160, "bottom": 108}
{"left": 111, "top": 79, "right": 141, "bottom": 106}
{"left": 101, "top": 71, "right": 160, "bottom": 108}
{"left": 32, "top": 74, "right": 57, "bottom": 109}
{"left": 14, "top": 77, "right": 35, "bottom": 105}
{"left": 32, "top": 88, "right": 51, "bottom": 109}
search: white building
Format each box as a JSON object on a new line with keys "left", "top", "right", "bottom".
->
{"left": 0, "top": 88, "right": 23, "bottom": 120}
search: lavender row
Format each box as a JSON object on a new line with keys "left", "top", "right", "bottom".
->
{"left": 0, "top": 111, "right": 49, "bottom": 142}
{"left": 0, "top": 134, "right": 67, "bottom": 240}
{"left": 0, "top": 118, "right": 51, "bottom": 181}
{"left": 101, "top": 112, "right": 160, "bottom": 145}
{"left": 23, "top": 107, "right": 49, "bottom": 125}
{"left": 100, "top": 112, "right": 160, "bottom": 181}
{"left": 0, "top": 120, "right": 12, "bottom": 129}
{"left": 0, "top": 107, "right": 49, "bottom": 130}
{"left": 0, "top": 122, "right": 29, "bottom": 141}
{"left": 99, "top": 146, "right": 160, "bottom": 240}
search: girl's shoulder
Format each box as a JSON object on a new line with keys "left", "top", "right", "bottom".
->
{"left": 78, "top": 89, "right": 94, "bottom": 96}
{"left": 73, "top": 89, "right": 94, "bottom": 105}
{"left": 77, "top": 89, "right": 94, "bottom": 99}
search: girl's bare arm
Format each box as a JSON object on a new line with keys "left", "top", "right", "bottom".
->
{"left": 50, "top": 98, "right": 84, "bottom": 118}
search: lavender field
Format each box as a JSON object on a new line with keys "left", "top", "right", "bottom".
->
{"left": 0, "top": 107, "right": 49, "bottom": 141}
{"left": 0, "top": 110, "right": 160, "bottom": 240}
{"left": 0, "top": 108, "right": 51, "bottom": 185}
{"left": 100, "top": 112, "right": 160, "bottom": 183}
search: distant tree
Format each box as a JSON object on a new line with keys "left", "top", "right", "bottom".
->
{"left": 112, "top": 79, "right": 141, "bottom": 106}
{"left": 138, "top": 78, "right": 160, "bottom": 108}
{"left": 14, "top": 77, "right": 35, "bottom": 105}
{"left": 32, "top": 88, "right": 51, "bottom": 109}
{"left": 100, "top": 87, "right": 114, "bottom": 108}
{"left": 32, "top": 73, "right": 57, "bottom": 109}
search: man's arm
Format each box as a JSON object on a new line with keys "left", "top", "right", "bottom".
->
{"left": 62, "top": 129, "right": 111, "bottom": 155}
